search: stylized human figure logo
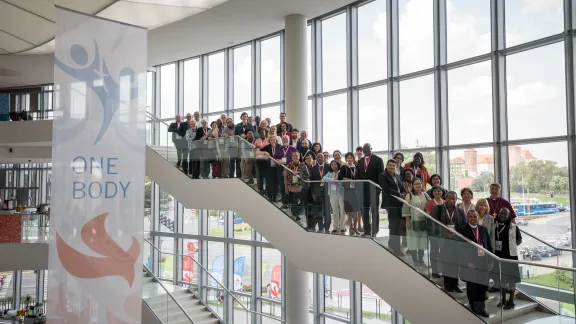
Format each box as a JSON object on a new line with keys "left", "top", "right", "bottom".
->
{"left": 54, "top": 40, "right": 139, "bottom": 144}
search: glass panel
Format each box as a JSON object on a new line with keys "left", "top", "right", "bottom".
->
{"left": 358, "top": 0, "right": 387, "bottom": 84}
{"left": 233, "top": 212, "right": 252, "bottom": 239}
{"left": 323, "top": 276, "right": 350, "bottom": 318}
{"left": 158, "top": 237, "right": 175, "bottom": 280}
{"left": 449, "top": 147, "right": 494, "bottom": 195}
{"left": 362, "top": 283, "right": 391, "bottom": 323}
{"left": 209, "top": 52, "right": 225, "bottom": 113}
{"left": 183, "top": 58, "right": 200, "bottom": 114}
{"left": 146, "top": 71, "right": 153, "bottom": 112}
{"left": 260, "top": 106, "right": 281, "bottom": 128}
{"left": 208, "top": 210, "right": 225, "bottom": 237}
{"left": 359, "top": 85, "right": 387, "bottom": 151}
{"left": 159, "top": 188, "right": 175, "bottom": 233}
{"left": 506, "top": 43, "right": 566, "bottom": 140}
{"left": 307, "top": 24, "right": 312, "bottom": 96}
{"left": 261, "top": 36, "right": 281, "bottom": 104}
{"left": 322, "top": 93, "right": 348, "bottom": 154}
{"left": 448, "top": 61, "right": 493, "bottom": 145}
{"left": 234, "top": 45, "right": 252, "bottom": 108}
{"left": 505, "top": 0, "right": 563, "bottom": 47}
{"left": 321, "top": 12, "right": 347, "bottom": 92}
{"left": 508, "top": 141, "right": 570, "bottom": 249}
{"left": 399, "top": 0, "right": 433, "bottom": 74}
{"left": 160, "top": 63, "right": 176, "bottom": 119}
{"left": 447, "top": 0, "right": 491, "bottom": 63}
{"left": 400, "top": 74, "right": 435, "bottom": 148}
{"left": 183, "top": 207, "right": 199, "bottom": 235}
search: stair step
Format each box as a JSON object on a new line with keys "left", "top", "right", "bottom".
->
{"left": 485, "top": 299, "right": 539, "bottom": 323}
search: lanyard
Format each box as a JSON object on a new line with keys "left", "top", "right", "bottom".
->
{"left": 283, "top": 147, "right": 289, "bottom": 157}
{"left": 305, "top": 166, "right": 310, "bottom": 177}
{"left": 462, "top": 202, "right": 472, "bottom": 215}
{"left": 364, "top": 156, "right": 371, "bottom": 169}
{"left": 490, "top": 198, "right": 501, "bottom": 217}
{"left": 347, "top": 165, "right": 356, "bottom": 179}
{"left": 414, "top": 194, "right": 425, "bottom": 210}
{"left": 319, "top": 165, "right": 324, "bottom": 177}
{"left": 242, "top": 124, "right": 246, "bottom": 132}
{"left": 496, "top": 224, "right": 506, "bottom": 240}
{"left": 272, "top": 146, "right": 276, "bottom": 156}
{"left": 472, "top": 227, "right": 480, "bottom": 243}
{"left": 445, "top": 208, "right": 455, "bottom": 222}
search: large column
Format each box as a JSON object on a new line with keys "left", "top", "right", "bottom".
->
{"left": 285, "top": 260, "right": 308, "bottom": 324}
{"left": 285, "top": 14, "right": 308, "bottom": 130}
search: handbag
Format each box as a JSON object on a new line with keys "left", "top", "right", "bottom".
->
{"left": 288, "top": 185, "right": 302, "bottom": 193}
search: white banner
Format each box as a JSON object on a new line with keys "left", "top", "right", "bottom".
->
{"left": 48, "top": 7, "right": 147, "bottom": 323}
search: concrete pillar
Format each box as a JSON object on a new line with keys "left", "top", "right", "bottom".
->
{"left": 284, "top": 14, "right": 308, "bottom": 131}
{"left": 285, "top": 260, "right": 308, "bottom": 324}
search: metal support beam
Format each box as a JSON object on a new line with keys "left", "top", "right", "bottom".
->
{"left": 434, "top": 0, "right": 450, "bottom": 182}
{"left": 36, "top": 270, "right": 45, "bottom": 305}
{"left": 387, "top": 0, "right": 400, "bottom": 152}
{"left": 12, "top": 271, "right": 22, "bottom": 310}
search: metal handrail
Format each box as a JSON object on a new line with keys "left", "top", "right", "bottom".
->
{"left": 144, "top": 111, "right": 575, "bottom": 271}
{"left": 142, "top": 264, "right": 197, "bottom": 324}
{"left": 144, "top": 238, "right": 286, "bottom": 323}
{"left": 518, "top": 228, "right": 576, "bottom": 253}
{"left": 392, "top": 195, "right": 576, "bottom": 272}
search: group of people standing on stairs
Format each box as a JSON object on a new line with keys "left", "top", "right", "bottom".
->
{"left": 381, "top": 154, "right": 522, "bottom": 318}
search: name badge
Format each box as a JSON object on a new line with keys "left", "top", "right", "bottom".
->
{"left": 350, "top": 182, "right": 355, "bottom": 189}
{"left": 203, "top": 140, "right": 208, "bottom": 145}
{"left": 478, "top": 249, "right": 485, "bottom": 257}
{"left": 219, "top": 138, "right": 224, "bottom": 144}
{"left": 448, "top": 224, "right": 455, "bottom": 230}
{"left": 230, "top": 138, "right": 235, "bottom": 143}
{"left": 282, "top": 157, "right": 287, "bottom": 163}
{"left": 320, "top": 183, "right": 324, "bottom": 187}
{"left": 248, "top": 152, "right": 254, "bottom": 158}
{"left": 495, "top": 240, "right": 503, "bottom": 251}
{"left": 331, "top": 184, "right": 337, "bottom": 191}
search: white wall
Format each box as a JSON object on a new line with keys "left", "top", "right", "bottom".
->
{"left": 146, "top": 147, "right": 483, "bottom": 324}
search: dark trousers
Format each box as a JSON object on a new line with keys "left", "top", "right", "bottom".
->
{"left": 278, "top": 169, "right": 288, "bottom": 204}
{"left": 229, "top": 158, "right": 241, "bottom": 178}
{"left": 266, "top": 167, "right": 279, "bottom": 201}
{"left": 467, "top": 282, "right": 488, "bottom": 311}
{"left": 387, "top": 207, "right": 401, "bottom": 252}
{"left": 444, "top": 276, "right": 459, "bottom": 290}
{"left": 257, "top": 162, "right": 268, "bottom": 192}
{"left": 362, "top": 189, "right": 381, "bottom": 236}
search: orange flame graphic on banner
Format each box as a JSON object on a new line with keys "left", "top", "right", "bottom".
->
{"left": 56, "top": 212, "right": 140, "bottom": 287}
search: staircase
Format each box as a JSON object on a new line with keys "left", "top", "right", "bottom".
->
{"left": 142, "top": 272, "right": 221, "bottom": 324}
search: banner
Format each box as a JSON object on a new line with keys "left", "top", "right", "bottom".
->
{"left": 211, "top": 255, "right": 225, "bottom": 286}
{"left": 233, "top": 257, "right": 246, "bottom": 290}
{"left": 270, "top": 265, "right": 281, "bottom": 298}
{"left": 182, "top": 242, "right": 196, "bottom": 283}
{"left": 47, "top": 7, "right": 147, "bottom": 324}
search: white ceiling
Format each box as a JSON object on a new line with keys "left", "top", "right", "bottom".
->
{"left": 0, "top": 0, "right": 355, "bottom": 88}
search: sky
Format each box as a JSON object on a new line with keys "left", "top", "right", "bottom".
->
{"left": 155, "top": 0, "right": 568, "bottom": 169}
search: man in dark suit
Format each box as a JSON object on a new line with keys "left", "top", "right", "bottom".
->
{"left": 310, "top": 152, "right": 329, "bottom": 232}
{"left": 275, "top": 112, "right": 293, "bottom": 133}
{"left": 431, "top": 191, "right": 467, "bottom": 292}
{"left": 168, "top": 114, "right": 184, "bottom": 167}
{"left": 194, "top": 119, "right": 211, "bottom": 178}
{"left": 357, "top": 143, "right": 384, "bottom": 237}
{"left": 379, "top": 159, "right": 405, "bottom": 255}
{"left": 458, "top": 210, "right": 493, "bottom": 318}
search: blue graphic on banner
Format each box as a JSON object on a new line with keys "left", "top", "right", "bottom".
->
{"left": 0, "top": 94, "right": 8, "bottom": 121}
{"left": 234, "top": 257, "right": 246, "bottom": 278}
{"left": 233, "top": 257, "right": 246, "bottom": 290}
{"left": 211, "top": 255, "right": 224, "bottom": 286}
{"left": 54, "top": 40, "right": 139, "bottom": 144}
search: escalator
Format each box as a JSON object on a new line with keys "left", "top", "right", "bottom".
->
{"left": 144, "top": 114, "right": 572, "bottom": 323}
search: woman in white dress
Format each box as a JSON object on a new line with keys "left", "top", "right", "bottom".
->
{"left": 402, "top": 178, "right": 430, "bottom": 266}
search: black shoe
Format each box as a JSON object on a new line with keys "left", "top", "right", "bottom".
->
{"left": 488, "top": 287, "right": 499, "bottom": 293}
{"left": 361, "top": 234, "right": 371, "bottom": 238}
{"left": 503, "top": 301, "right": 515, "bottom": 310}
{"left": 432, "top": 273, "right": 441, "bottom": 278}
{"left": 280, "top": 204, "right": 288, "bottom": 209}
{"left": 475, "top": 309, "right": 489, "bottom": 318}
{"left": 497, "top": 300, "right": 505, "bottom": 307}
{"left": 396, "top": 250, "right": 406, "bottom": 257}
{"left": 453, "top": 286, "right": 463, "bottom": 293}
{"left": 444, "top": 287, "right": 455, "bottom": 293}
